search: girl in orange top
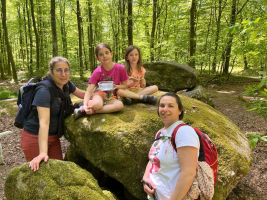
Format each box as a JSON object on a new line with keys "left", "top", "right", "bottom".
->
{"left": 123, "top": 45, "right": 158, "bottom": 104}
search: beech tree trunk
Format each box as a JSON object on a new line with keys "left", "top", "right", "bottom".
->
{"left": 30, "top": 0, "right": 40, "bottom": 69}
{"left": 188, "top": 0, "right": 197, "bottom": 68}
{"left": 1, "top": 0, "right": 18, "bottom": 82}
{"left": 127, "top": 0, "right": 133, "bottom": 46}
{"left": 51, "top": 0, "right": 58, "bottom": 56}
{"left": 76, "top": 0, "right": 83, "bottom": 78}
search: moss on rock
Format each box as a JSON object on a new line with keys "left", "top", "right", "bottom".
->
{"left": 4, "top": 159, "right": 114, "bottom": 200}
{"left": 66, "top": 91, "right": 252, "bottom": 200}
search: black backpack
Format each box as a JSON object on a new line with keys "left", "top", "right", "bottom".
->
{"left": 14, "top": 78, "right": 55, "bottom": 128}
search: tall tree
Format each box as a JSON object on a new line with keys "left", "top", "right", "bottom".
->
{"left": 1, "top": 0, "right": 18, "bottom": 82}
{"left": 30, "top": 0, "right": 40, "bottom": 69}
{"left": 51, "top": 0, "right": 58, "bottom": 56}
{"left": 26, "top": 0, "right": 33, "bottom": 73}
{"left": 211, "top": 0, "right": 223, "bottom": 72}
{"left": 127, "top": 0, "right": 133, "bottom": 46}
{"left": 119, "top": 0, "right": 126, "bottom": 54}
{"left": 87, "top": 0, "right": 95, "bottom": 72}
{"left": 223, "top": 0, "right": 249, "bottom": 74}
{"left": 76, "top": 0, "right": 83, "bottom": 78}
{"left": 150, "top": 0, "right": 157, "bottom": 62}
{"left": 188, "top": 0, "right": 197, "bottom": 68}
{"left": 59, "top": 0, "right": 68, "bottom": 58}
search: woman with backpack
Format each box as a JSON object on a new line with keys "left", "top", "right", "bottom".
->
{"left": 20, "top": 56, "right": 85, "bottom": 171}
{"left": 142, "top": 92, "right": 200, "bottom": 200}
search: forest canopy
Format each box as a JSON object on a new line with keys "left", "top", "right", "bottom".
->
{"left": 0, "top": 0, "right": 267, "bottom": 81}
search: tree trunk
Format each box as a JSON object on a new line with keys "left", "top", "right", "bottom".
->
{"left": 17, "top": 5, "right": 25, "bottom": 69}
{"left": 188, "top": 0, "right": 197, "bottom": 68}
{"left": 1, "top": 0, "right": 18, "bottom": 82}
{"left": 87, "top": 0, "right": 95, "bottom": 72}
{"left": 26, "top": 0, "right": 33, "bottom": 74}
{"left": 23, "top": 2, "right": 29, "bottom": 69}
{"left": 51, "top": 0, "right": 58, "bottom": 57}
{"left": 0, "top": 24, "right": 4, "bottom": 79}
{"left": 119, "top": 0, "right": 126, "bottom": 54}
{"left": 30, "top": 0, "right": 39, "bottom": 70}
{"left": 223, "top": 0, "right": 236, "bottom": 75}
{"left": 76, "top": 0, "right": 83, "bottom": 78}
{"left": 150, "top": 0, "right": 157, "bottom": 62}
{"left": 211, "top": 0, "right": 223, "bottom": 73}
{"left": 127, "top": 0, "right": 133, "bottom": 46}
{"left": 59, "top": 0, "right": 68, "bottom": 58}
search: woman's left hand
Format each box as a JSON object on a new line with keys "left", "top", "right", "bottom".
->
{"left": 29, "top": 153, "right": 49, "bottom": 171}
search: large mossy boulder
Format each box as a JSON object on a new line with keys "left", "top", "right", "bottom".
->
{"left": 65, "top": 92, "right": 252, "bottom": 200}
{"left": 143, "top": 61, "right": 199, "bottom": 92}
{"left": 4, "top": 159, "right": 115, "bottom": 200}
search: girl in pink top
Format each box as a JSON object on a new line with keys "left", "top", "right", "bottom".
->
{"left": 73, "top": 43, "right": 157, "bottom": 119}
{"left": 123, "top": 46, "right": 158, "bottom": 105}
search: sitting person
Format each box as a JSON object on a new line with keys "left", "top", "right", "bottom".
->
{"left": 73, "top": 43, "right": 158, "bottom": 119}
{"left": 142, "top": 92, "right": 200, "bottom": 200}
{"left": 20, "top": 56, "right": 85, "bottom": 171}
{"left": 122, "top": 45, "right": 158, "bottom": 105}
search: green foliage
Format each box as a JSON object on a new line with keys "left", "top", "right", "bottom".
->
{"left": 243, "top": 77, "right": 267, "bottom": 118}
{"left": 0, "top": 88, "right": 17, "bottom": 99}
{"left": 247, "top": 133, "right": 267, "bottom": 149}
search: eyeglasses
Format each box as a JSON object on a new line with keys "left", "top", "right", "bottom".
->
{"left": 55, "top": 68, "right": 70, "bottom": 75}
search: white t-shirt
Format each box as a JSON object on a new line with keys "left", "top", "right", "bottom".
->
{"left": 148, "top": 121, "right": 200, "bottom": 200}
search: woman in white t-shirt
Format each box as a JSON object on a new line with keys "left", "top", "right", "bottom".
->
{"left": 142, "top": 92, "right": 200, "bottom": 200}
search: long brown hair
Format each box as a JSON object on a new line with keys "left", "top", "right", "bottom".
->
{"left": 124, "top": 45, "right": 143, "bottom": 76}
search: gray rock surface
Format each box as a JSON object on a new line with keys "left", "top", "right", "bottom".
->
{"left": 143, "top": 61, "right": 199, "bottom": 92}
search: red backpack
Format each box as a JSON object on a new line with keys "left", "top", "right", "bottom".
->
{"left": 156, "top": 123, "right": 218, "bottom": 185}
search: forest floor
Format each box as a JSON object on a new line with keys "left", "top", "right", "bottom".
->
{"left": 0, "top": 75, "right": 267, "bottom": 200}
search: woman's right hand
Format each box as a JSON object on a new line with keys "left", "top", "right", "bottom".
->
{"left": 29, "top": 153, "right": 49, "bottom": 171}
{"left": 142, "top": 179, "right": 156, "bottom": 197}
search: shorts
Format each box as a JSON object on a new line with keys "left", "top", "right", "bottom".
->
{"left": 92, "top": 90, "right": 117, "bottom": 105}
{"left": 20, "top": 129, "right": 63, "bottom": 162}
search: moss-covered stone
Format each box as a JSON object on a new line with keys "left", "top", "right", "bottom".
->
{"left": 143, "top": 61, "right": 199, "bottom": 92}
{"left": 4, "top": 159, "right": 115, "bottom": 200}
{"left": 65, "top": 91, "right": 252, "bottom": 200}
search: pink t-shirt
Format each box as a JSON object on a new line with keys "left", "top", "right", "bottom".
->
{"left": 89, "top": 63, "right": 129, "bottom": 97}
{"left": 127, "top": 66, "right": 146, "bottom": 89}
{"left": 89, "top": 63, "right": 129, "bottom": 85}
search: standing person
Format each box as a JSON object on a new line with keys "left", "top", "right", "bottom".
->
{"left": 73, "top": 43, "right": 158, "bottom": 120}
{"left": 142, "top": 92, "right": 200, "bottom": 200}
{"left": 20, "top": 56, "right": 85, "bottom": 171}
{"left": 123, "top": 45, "right": 158, "bottom": 105}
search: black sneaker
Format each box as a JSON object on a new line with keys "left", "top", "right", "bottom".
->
{"left": 71, "top": 102, "right": 84, "bottom": 112}
{"left": 123, "top": 97, "right": 132, "bottom": 105}
{"left": 73, "top": 108, "right": 86, "bottom": 120}
{"left": 143, "top": 95, "right": 157, "bottom": 105}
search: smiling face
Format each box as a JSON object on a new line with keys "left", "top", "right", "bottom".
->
{"left": 50, "top": 61, "right": 70, "bottom": 89}
{"left": 96, "top": 47, "right": 113, "bottom": 66}
{"left": 158, "top": 96, "right": 182, "bottom": 128}
{"left": 126, "top": 49, "right": 139, "bottom": 66}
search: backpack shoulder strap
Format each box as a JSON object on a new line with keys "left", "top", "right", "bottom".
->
{"left": 36, "top": 80, "right": 55, "bottom": 104}
{"left": 171, "top": 123, "right": 188, "bottom": 152}
{"left": 26, "top": 80, "right": 55, "bottom": 121}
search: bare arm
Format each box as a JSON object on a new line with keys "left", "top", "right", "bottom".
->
{"left": 140, "top": 73, "right": 146, "bottom": 88}
{"left": 169, "top": 146, "right": 198, "bottom": 200}
{"left": 115, "top": 80, "right": 127, "bottom": 89}
{"left": 72, "top": 87, "right": 86, "bottom": 99}
{"left": 142, "top": 161, "right": 156, "bottom": 197}
{"left": 83, "top": 84, "right": 95, "bottom": 108}
{"left": 29, "top": 106, "right": 50, "bottom": 171}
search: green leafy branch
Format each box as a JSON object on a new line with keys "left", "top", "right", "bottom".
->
{"left": 247, "top": 133, "right": 267, "bottom": 149}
